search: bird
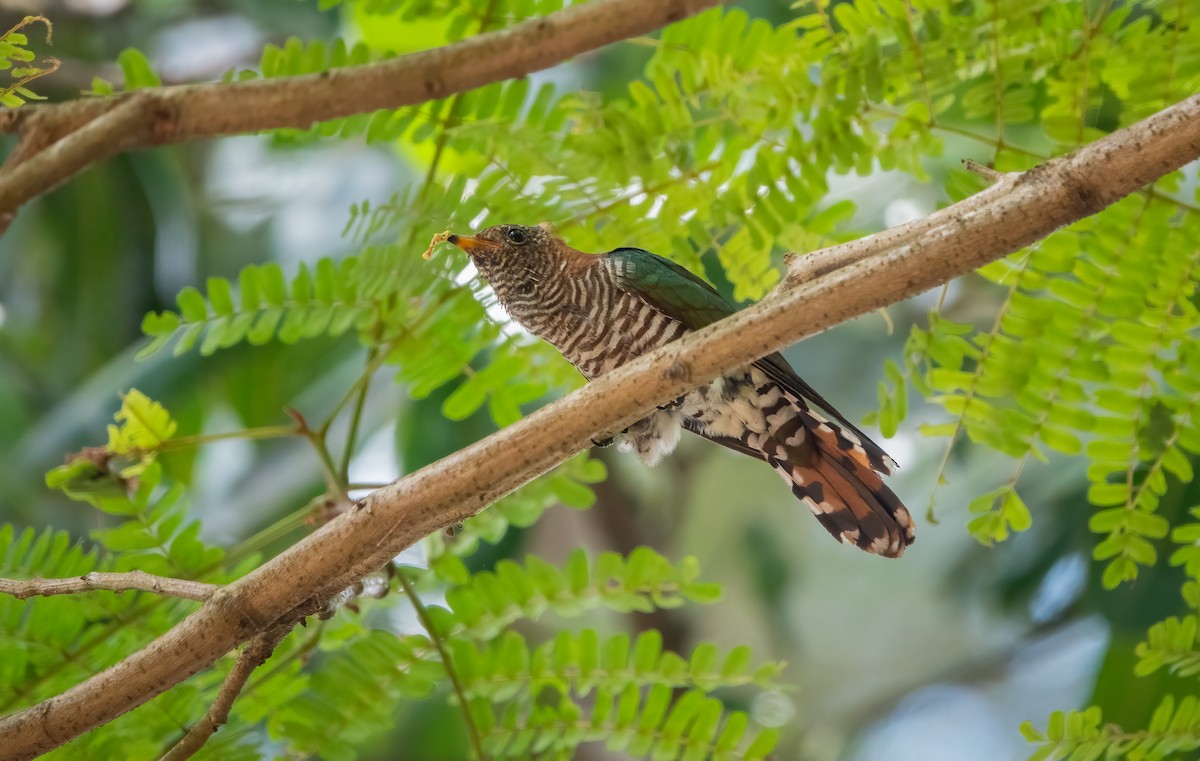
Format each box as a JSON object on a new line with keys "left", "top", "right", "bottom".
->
{"left": 436, "top": 222, "right": 915, "bottom": 557}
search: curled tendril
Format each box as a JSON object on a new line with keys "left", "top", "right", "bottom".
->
{"left": 1, "top": 16, "right": 59, "bottom": 108}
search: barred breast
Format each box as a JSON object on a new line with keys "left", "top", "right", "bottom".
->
{"left": 504, "top": 264, "right": 688, "bottom": 381}
{"left": 495, "top": 261, "right": 690, "bottom": 466}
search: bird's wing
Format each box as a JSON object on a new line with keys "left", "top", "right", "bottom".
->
{"left": 603, "top": 247, "right": 734, "bottom": 328}
{"left": 605, "top": 246, "right": 896, "bottom": 474}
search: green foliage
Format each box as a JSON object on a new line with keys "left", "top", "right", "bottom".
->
{"left": 1017, "top": 530, "right": 1200, "bottom": 760}
{"left": 106, "top": 389, "right": 177, "bottom": 475}
{"left": 139, "top": 259, "right": 377, "bottom": 359}
{"left": 1169, "top": 508, "right": 1200, "bottom": 577}
{"left": 0, "top": 525, "right": 101, "bottom": 703}
{"left": 260, "top": 36, "right": 373, "bottom": 78}
{"left": 0, "top": 15, "right": 56, "bottom": 107}
{"left": 44, "top": 387, "right": 177, "bottom": 496}
{"left": 249, "top": 549, "right": 757, "bottom": 760}
{"left": 1, "top": 477, "right": 239, "bottom": 757}
{"left": 1021, "top": 699, "right": 1200, "bottom": 761}
{"left": 903, "top": 194, "right": 1200, "bottom": 578}
{"left": 426, "top": 548, "right": 723, "bottom": 638}
{"left": 312, "top": 0, "right": 577, "bottom": 33}
{"left": 88, "top": 47, "right": 161, "bottom": 95}
{"left": 223, "top": 36, "right": 388, "bottom": 143}
{"left": 855, "top": 1, "right": 1199, "bottom": 588}
{"left": 427, "top": 454, "right": 606, "bottom": 557}
{"left": 117, "top": 48, "right": 160, "bottom": 90}
{"left": 17, "top": 383, "right": 765, "bottom": 761}
{"left": 1137, "top": 615, "right": 1200, "bottom": 679}
{"left": 765, "top": 1, "right": 1200, "bottom": 751}
{"left": 267, "top": 630, "right": 441, "bottom": 760}
{"left": 49, "top": 460, "right": 222, "bottom": 578}
{"left": 12, "top": 0, "right": 1200, "bottom": 758}
{"left": 476, "top": 684, "right": 780, "bottom": 760}
{"left": 453, "top": 630, "right": 783, "bottom": 701}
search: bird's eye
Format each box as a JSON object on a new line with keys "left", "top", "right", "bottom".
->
{"left": 506, "top": 228, "right": 528, "bottom": 244}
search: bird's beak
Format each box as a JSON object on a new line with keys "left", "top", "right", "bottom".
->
{"left": 448, "top": 234, "right": 501, "bottom": 252}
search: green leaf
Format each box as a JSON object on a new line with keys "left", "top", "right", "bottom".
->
{"left": 107, "top": 389, "right": 177, "bottom": 455}
{"left": 176, "top": 287, "right": 208, "bottom": 322}
{"left": 117, "top": 48, "right": 161, "bottom": 89}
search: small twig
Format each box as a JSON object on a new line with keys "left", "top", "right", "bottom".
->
{"left": 962, "top": 158, "right": 1008, "bottom": 183}
{"left": 286, "top": 406, "right": 349, "bottom": 501}
{"left": 158, "top": 625, "right": 292, "bottom": 761}
{"left": 319, "top": 338, "right": 395, "bottom": 433}
{"left": 0, "top": 571, "right": 216, "bottom": 602}
{"left": 347, "top": 482, "right": 391, "bottom": 491}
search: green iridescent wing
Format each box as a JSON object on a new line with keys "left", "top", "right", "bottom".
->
{"left": 604, "top": 247, "right": 884, "bottom": 455}
{"left": 604, "top": 247, "right": 735, "bottom": 328}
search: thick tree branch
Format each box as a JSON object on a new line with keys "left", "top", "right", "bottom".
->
{"left": 0, "top": 571, "right": 215, "bottom": 602}
{"left": 0, "top": 0, "right": 721, "bottom": 222}
{"left": 1, "top": 94, "right": 1197, "bottom": 760}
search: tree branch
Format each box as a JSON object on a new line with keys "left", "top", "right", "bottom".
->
{"left": 1, "top": 93, "right": 1197, "bottom": 760}
{"left": 0, "top": 0, "right": 721, "bottom": 222}
{"left": 961, "top": 157, "right": 1009, "bottom": 183}
{"left": 0, "top": 92, "right": 157, "bottom": 232}
{"left": 157, "top": 625, "right": 292, "bottom": 761}
{"left": 0, "top": 571, "right": 216, "bottom": 602}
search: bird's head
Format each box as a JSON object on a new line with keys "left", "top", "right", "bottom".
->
{"left": 443, "top": 222, "right": 562, "bottom": 281}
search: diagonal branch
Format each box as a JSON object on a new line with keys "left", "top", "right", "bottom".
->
{"left": 0, "top": 0, "right": 721, "bottom": 222}
{"left": 0, "top": 571, "right": 216, "bottom": 602}
{"left": 0, "top": 93, "right": 157, "bottom": 230}
{"left": 157, "top": 624, "right": 292, "bottom": 761}
{"left": 0, "top": 93, "right": 1198, "bottom": 761}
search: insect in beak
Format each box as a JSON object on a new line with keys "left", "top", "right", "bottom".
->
{"left": 448, "top": 234, "right": 501, "bottom": 252}
{"left": 422, "top": 231, "right": 501, "bottom": 260}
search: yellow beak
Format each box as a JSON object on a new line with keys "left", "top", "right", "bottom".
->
{"left": 448, "top": 234, "right": 501, "bottom": 252}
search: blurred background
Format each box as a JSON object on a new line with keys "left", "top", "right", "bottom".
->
{"left": 0, "top": 1, "right": 1192, "bottom": 759}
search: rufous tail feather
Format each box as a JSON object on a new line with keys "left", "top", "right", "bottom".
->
{"left": 767, "top": 409, "right": 914, "bottom": 558}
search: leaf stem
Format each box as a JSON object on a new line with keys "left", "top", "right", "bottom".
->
{"left": 226, "top": 505, "right": 314, "bottom": 565}
{"left": 288, "top": 408, "right": 348, "bottom": 501}
{"left": 310, "top": 434, "right": 346, "bottom": 501}
{"left": 159, "top": 424, "right": 300, "bottom": 452}
{"left": 398, "top": 569, "right": 488, "bottom": 761}
{"left": 338, "top": 345, "right": 380, "bottom": 484}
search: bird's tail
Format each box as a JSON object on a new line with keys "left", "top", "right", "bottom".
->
{"left": 765, "top": 406, "right": 915, "bottom": 558}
